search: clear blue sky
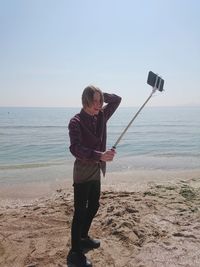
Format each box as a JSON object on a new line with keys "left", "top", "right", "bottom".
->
{"left": 1, "top": 0, "right": 200, "bottom": 107}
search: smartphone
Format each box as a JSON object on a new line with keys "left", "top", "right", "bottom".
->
{"left": 147, "top": 71, "right": 164, "bottom": 91}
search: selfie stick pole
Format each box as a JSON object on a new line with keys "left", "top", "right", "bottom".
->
{"left": 112, "top": 73, "right": 163, "bottom": 150}
{"left": 112, "top": 88, "right": 156, "bottom": 149}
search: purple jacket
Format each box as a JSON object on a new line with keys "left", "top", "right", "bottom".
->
{"left": 68, "top": 93, "right": 121, "bottom": 179}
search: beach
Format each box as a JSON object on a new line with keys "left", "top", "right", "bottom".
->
{"left": 1, "top": 170, "right": 200, "bottom": 267}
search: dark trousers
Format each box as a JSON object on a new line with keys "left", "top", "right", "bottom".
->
{"left": 71, "top": 180, "right": 100, "bottom": 252}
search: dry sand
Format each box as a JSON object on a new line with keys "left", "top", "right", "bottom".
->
{"left": 0, "top": 170, "right": 200, "bottom": 267}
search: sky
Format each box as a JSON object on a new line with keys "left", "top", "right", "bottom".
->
{"left": 0, "top": 0, "right": 200, "bottom": 107}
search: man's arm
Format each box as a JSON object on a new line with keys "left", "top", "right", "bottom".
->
{"left": 68, "top": 117, "right": 102, "bottom": 161}
{"left": 103, "top": 93, "right": 122, "bottom": 121}
{"left": 68, "top": 117, "right": 116, "bottom": 162}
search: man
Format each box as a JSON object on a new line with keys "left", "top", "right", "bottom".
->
{"left": 67, "top": 85, "right": 121, "bottom": 267}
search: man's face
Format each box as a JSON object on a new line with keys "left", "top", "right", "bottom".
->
{"left": 84, "top": 92, "right": 102, "bottom": 115}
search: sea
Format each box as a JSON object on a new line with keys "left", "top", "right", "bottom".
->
{"left": 0, "top": 106, "right": 199, "bottom": 184}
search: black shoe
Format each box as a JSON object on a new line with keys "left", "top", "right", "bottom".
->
{"left": 80, "top": 236, "right": 100, "bottom": 250}
{"left": 67, "top": 250, "right": 92, "bottom": 267}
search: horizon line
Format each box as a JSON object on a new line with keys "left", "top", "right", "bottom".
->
{"left": 0, "top": 104, "right": 200, "bottom": 109}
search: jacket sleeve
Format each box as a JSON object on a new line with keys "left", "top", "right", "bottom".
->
{"left": 103, "top": 93, "right": 122, "bottom": 121}
{"left": 68, "top": 117, "right": 102, "bottom": 161}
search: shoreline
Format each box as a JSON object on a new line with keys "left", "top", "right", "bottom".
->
{"left": 0, "top": 169, "right": 200, "bottom": 203}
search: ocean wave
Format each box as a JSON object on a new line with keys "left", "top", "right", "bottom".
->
{"left": 0, "top": 161, "right": 65, "bottom": 170}
{"left": 153, "top": 152, "right": 200, "bottom": 158}
{"left": 0, "top": 125, "right": 66, "bottom": 129}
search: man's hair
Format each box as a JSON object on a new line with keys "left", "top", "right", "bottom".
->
{"left": 82, "top": 85, "right": 104, "bottom": 108}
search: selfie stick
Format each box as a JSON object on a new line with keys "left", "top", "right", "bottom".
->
{"left": 112, "top": 71, "right": 164, "bottom": 150}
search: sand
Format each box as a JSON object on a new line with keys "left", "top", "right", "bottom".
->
{"left": 0, "top": 170, "right": 200, "bottom": 267}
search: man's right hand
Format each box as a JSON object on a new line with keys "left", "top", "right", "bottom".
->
{"left": 100, "top": 149, "right": 116, "bottom": 162}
